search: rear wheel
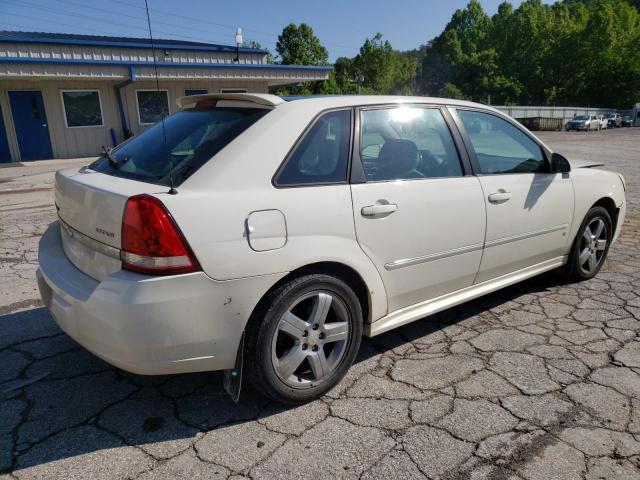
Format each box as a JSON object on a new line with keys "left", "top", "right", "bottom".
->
{"left": 564, "top": 206, "right": 612, "bottom": 281}
{"left": 245, "top": 274, "right": 362, "bottom": 404}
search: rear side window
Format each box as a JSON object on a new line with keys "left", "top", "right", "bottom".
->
{"left": 456, "top": 110, "right": 545, "bottom": 174}
{"left": 275, "top": 109, "right": 351, "bottom": 186}
{"left": 360, "top": 106, "right": 463, "bottom": 181}
{"left": 90, "top": 107, "right": 269, "bottom": 186}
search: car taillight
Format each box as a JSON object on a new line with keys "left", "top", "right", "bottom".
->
{"left": 121, "top": 194, "right": 200, "bottom": 275}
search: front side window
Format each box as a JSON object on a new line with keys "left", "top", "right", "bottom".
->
{"left": 61, "top": 90, "right": 103, "bottom": 127}
{"left": 360, "top": 106, "right": 463, "bottom": 181}
{"left": 275, "top": 109, "right": 351, "bottom": 186}
{"left": 136, "top": 90, "right": 170, "bottom": 125}
{"left": 457, "top": 110, "right": 546, "bottom": 174}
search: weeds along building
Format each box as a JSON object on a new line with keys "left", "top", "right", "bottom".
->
{"left": 0, "top": 31, "right": 331, "bottom": 162}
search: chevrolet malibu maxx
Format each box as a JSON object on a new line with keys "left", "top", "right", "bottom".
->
{"left": 37, "top": 94, "right": 626, "bottom": 403}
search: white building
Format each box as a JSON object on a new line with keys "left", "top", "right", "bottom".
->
{"left": 0, "top": 31, "right": 331, "bottom": 162}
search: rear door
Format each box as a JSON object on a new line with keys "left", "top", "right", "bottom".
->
{"left": 452, "top": 108, "right": 573, "bottom": 283}
{"left": 350, "top": 105, "right": 486, "bottom": 313}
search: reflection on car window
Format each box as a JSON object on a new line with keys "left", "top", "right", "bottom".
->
{"left": 90, "top": 107, "right": 269, "bottom": 187}
{"left": 276, "top": 110, "right": 351, "bottom": 186}
{"left": 360, "top": 107, "right": 463, "bottom": 181}
{"left": 457, "top": 110, "right": 545, "bottom": 174}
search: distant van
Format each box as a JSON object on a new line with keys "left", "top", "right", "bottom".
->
{"left": 633, "top": 103, "right": 640, "bottom": 127}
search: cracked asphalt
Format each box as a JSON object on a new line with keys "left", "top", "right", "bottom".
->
{"left": 1, "top": 129, "right": 639, "bottom": 480}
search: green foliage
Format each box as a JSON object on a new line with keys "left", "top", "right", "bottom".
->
{"left": 352, "top": 33, "right": 417, "bottom": 94}
{"left": 418, "top": 0, "right": 640, "bottom": 107}
{"left": 270, "top": 0, "right": 640, "bottom": 106}
{"left": 276, "top": 23, "right": 329, "bottom": 66}
{"left": 439, "top": 83, "right": 468, "bottom": 99}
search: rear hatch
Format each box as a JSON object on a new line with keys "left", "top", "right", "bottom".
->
{"left": 55, "top": 168, "right": 162, "bottom": 281}
{"left": 54, "top": 96, "right": 273, "bottom": 281}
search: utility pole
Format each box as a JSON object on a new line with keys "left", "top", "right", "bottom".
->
{"left": 234, "top": 28, "right": 242, "bottom": 63}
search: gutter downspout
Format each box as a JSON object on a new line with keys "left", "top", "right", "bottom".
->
{"left": 115, "top": 65, "right": 136, "bottom": 139}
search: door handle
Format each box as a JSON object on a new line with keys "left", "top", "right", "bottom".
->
{"left": 488, "top": 190, "right": 511, "bottom": 204}
{"left": 361, "top": 203, "right": 398, "bottom": 216}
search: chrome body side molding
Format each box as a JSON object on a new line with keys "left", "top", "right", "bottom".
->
{"left": 366, "top": 256, "right": 567, "bottom": 337}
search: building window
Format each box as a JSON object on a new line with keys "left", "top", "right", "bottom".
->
{"left": 60, "top": 90, "right": 103, "bottom": 128}
{"left": 136, "top": 90, "right": 170, "bottom": 125}
{"left": 220, "top": 88, "right": 248, "bottom": 93}
{"left": 185, "top": 89, "right": 208, "bottom": 96}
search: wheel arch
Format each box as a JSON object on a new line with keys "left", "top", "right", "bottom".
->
{"left": 249, "top": 261, "right": 374, "bottom": 326}
{"left": 591, "top": 197, "right": 619, "bottom": 235}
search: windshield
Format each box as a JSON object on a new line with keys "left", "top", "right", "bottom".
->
{"left": 574, "top": 116, "right": 588, "bottom": 120}
{"left": 605, "top": 113, "right": 615, "bottom": 118}
{"left": 90, "top": 107, "right": 270, "bottom": 186}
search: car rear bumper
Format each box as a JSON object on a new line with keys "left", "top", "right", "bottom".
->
{"left": 37, "top": 222, "right": 282, "bottom": 375}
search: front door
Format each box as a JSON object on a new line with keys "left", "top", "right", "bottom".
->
{"left": 350, "top": 105, "right": 486, "bottom": 313}
{"left": 9, "top": 91, "right": 53, "bottom": 160}
{"left": 0, "top": 106, "right": 11, "bottom": 162}
{"left": 453, "top": 108, "right": 574, "bottom": 283}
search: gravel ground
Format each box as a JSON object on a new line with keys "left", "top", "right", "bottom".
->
{"left": 1, "top": 128, "right": 639, "bottom": 479}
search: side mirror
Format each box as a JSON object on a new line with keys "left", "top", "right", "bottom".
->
{"left": 551, "top": 153, "right": 571, "bottom": 174}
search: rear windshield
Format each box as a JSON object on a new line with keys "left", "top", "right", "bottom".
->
{"left": 90, "top": 107, "right": 270, "bottom": 186}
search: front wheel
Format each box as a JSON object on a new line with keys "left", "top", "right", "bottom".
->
{"left": 563, "top": 206, "right": 612, "bottom": 281}
{"left": 245, "top": 274, "right": 363, "bottom": 404}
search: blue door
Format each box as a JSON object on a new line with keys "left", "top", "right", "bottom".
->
{"left": 0, "top": 106, "right": 11, "bottom": 162}
{"left": 9, "top": 91, "right": 53, "bottom": 160}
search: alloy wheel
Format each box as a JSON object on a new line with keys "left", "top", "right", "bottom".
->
{"left": 271, "top": 291, "right": 351, "bottom": 388}
{"left": 578, "top": 217, "right": 608, "bottom": 275}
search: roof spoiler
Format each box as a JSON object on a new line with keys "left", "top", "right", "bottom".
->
{"left": 176, "top": 93, "right": 284, "bottom": 109}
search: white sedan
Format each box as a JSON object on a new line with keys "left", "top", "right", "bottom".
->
{"left": 37, "top": 94, "right": 626, "bottom": 403}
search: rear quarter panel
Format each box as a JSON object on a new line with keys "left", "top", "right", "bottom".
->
{"left": 161, "top": 103, "right": 389, "bottom": 322}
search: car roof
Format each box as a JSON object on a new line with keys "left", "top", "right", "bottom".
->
{"left": 176, "top": 92, "right": 501, "bottom": 114}
{"left": 278, "top": 94, "right": 496, "bottom": 111}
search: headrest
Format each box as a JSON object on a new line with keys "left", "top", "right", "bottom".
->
{"left": 377, "top": 139, "right": 418, "bottom": 173}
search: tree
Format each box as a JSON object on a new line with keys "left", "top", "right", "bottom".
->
{"left": 276, "top": 23, "right": 329, "bottom": 66}
{"left": 353, "top": 33, "right": 416, "bottom": 94}
{"left": 438, "top": 83, "right": 467, "bottom": 99}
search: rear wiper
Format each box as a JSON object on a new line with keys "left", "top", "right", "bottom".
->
{"left": 101, "top": 146, "right": 118, "bottom": 167}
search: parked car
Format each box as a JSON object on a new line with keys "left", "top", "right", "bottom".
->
{"left": 597, "top": 115, "right": 608, "bottom": 130}
{"left": 604, "top": 112, "right": 622, "bottom": 128}
{"left": 37, "top": 94, "right": 627, "bottom": 403}
{"left": 565, "top": 115, "right": 601, "bottom": 131}
{"left": 621, "top": 115, "right": 633, "bottom": 127}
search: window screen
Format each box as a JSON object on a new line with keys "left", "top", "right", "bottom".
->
{"left": 457, "top": 110, "right": 546, "bottom": 174}
{"left": 137, "top": 90, "right": 170, "bottom": 125}
{"left": 185, "top": 89, "right": 208, "bottom": 96}
{"left": 275, "top": 109, "right": 351, "bottom": 186}
{"left": 61, "top": 90, "right": 103, "bottom": 127}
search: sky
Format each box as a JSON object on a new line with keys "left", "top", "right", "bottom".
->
{"left": 1, "top": 0, "right": 547, "bottom": 61}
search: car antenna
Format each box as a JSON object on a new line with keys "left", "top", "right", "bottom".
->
{"left": 144, "top": 0, "right": 177, "bottom": 195}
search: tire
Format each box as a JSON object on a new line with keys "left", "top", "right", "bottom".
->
{"left": 563, "top": 206, "right": 612, "bottom": 281}
{"left": 245, "top": 273, "right": 363, "bottom": 404}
